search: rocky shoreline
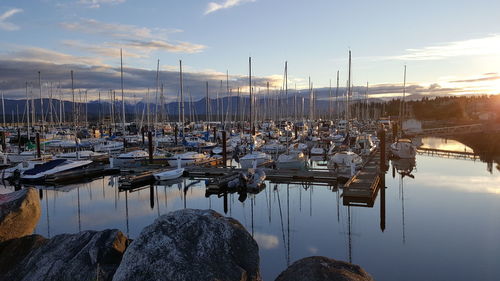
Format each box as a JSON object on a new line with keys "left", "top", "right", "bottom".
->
{"left": 0, "top": 188, "right": 374, "bottom": 281}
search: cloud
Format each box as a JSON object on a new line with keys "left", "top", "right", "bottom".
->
{"left": 205, "top": 0, "right": 255, "bottom": 15}
{"left": 123, "top": 39, "right": 206, "bottom": 54}
{"left": 0, "top": 8, "right": 23, "bottom": 31}
{"left": 450, "top": 74, "right": 500, "bottom": 83}
{"left": 78, "top": 0, "right": 126, "bottom": 9}
{"left": 253, "top": 233, "right": 279, "bottom": 249}
{"left": 2, "top": 46, "right": 107, "bottom": 66}
{"left": 61, "top": 40, "right": 146, "bottom": 58}
{"left": 60, "top": 18, "right": 205, "bottom": 54}
{"left": 390, "top": 34, "right": 500, "bottom": 61}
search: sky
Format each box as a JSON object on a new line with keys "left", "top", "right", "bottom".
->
{"left": 1, "top": 0, "right": 500, "bottom": 102}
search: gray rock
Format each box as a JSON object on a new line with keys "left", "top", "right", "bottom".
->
{"left": 113, "top": 209, "right": 262, "bottom": 281}
{"left": 4, "top": 229, "right": 128, "bottom": 281}
{"left": 275, "top": 256, "right": 375, "bottom": 281}
{"left": 0, "top": 234, "right": 47, "bottom": 277}
{"left": 0, "top": 188, "right": 41, "bottom": 242}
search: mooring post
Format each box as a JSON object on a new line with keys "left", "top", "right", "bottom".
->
{"left": 36, "top": 132, "right": 41, "bottom": 158}
{"left": 17, "top": 128, "right": 21, "bottom": 152}
{"left": 392, "top": 122, "right": 398, "bottom": 141}
{"left": 148, "top": 131, "right": 153, "bottom": 164}
{"left": 213, "top": 126, "right": 217, "bottom": 143}
{"left": 149, "top": 184, "right": 154, "bottom": 209}
{"left": 379, "top": 127, "right": 386, "bottom": 172}
{"left": 294, "top": 125, "right": 298, "bottom": 140}
{"left": 222, "top": 130, "right": 227, "bottom": 167}
{"left": 0, "top": 131, "right": 5, "bottom": 151}
{"left": 174, "top": 125, "right": 178, "bottom": 146}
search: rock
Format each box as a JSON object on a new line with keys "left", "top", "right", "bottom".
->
{"left": 4, "top": 229, "right": 128, "bottom": 281}
{"left": 275, "top": 256, "right": 375, "bottom": 281}
{"left": 0, "top": 188, "right": 41, "bottom": 242}
{"left": 113, "top": 209, "right": 261, "bottom": 281}
{"left": 0, "top": 234, "right": 47, "bottom": 277}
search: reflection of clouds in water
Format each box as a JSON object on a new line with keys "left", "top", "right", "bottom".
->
{"left": 307, "top": 247, "right": 319, "bottom": 254}
{"left": 421, "top": 173, "right": 500, "bottom": 195}
{"left": 420, "top": 137, "right": 473, "bottom": 152}
{"left": 254, "top": 232, "right": 279, "bottom": 249}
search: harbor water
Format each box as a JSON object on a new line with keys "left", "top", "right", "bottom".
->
{"left": 2, "top": 137, "right": 499, "bottom": 281}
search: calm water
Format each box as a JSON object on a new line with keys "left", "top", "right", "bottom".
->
{"left": 2, "top": 137, "right": 500, "bottom": 281}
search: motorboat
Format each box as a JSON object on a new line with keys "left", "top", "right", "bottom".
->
{"left": 276, "top": 151, "right": 307, "bottom": 170}
{"left": 55, "top": 150, "right": 106, "bottom": 160}
{"left": 7, "top": 150, "right": 52, "bottom": 163}
{"left": 261, "top": 142, "right": 286, "bottom": 154}
{"left": 327, "top": 151, "right": 363, "bottom": 178}
{"left": 113, "top": 150, "right": 149, "bottom": 167}
{"left": 93, "top": 141, "right": 124, "bottom": 153}
{"left": 390, "top": 139, "right": 416, "bottom": 159}
{"left": 239, "top": 151, "right": 272, "bottom": 169}
{"left": 288, "top": 142, "right": 308, "bottom": 153}
{"left": 21, "top": 159, "right": 93, "bottom": 181}
{"left": 1, "top": 160, "right": 44, "bottom": 180}
{"left": 166, "top": 151, "right": 207, "bottom": 167}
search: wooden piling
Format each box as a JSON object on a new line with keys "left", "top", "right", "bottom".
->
{"left": 174, "top": 125, "right": 178, "bottom": 145}
{"left": 0, "top": 131, "right": 5, "bottom": 151}
{"left": 213, "top": 126, "right": 217, "bottom": 143}
{"left": 379, "top": 127, "right": 386, "bottom": 172}
{"left": 148, "top": 131, "right": 153, "bottom": 164}
{"left": 36, "top": 132, "right": 41, "bottom": 158}
{"left": 222, "top": 130, "right": 227, "bottom": 167}
{"left": 17, "top": 128, "right": 21, "bottom": 151}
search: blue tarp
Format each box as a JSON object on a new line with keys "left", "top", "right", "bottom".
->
{"left": 23, "top": 159, "right": 67, "bottom": 176}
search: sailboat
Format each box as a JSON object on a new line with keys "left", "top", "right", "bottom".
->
{"left": 240, "top": 57, "right": 272, "bottom": 168}
{"left": 390, "top": 66, "right": 416, "bottom": 159}
{"left": 154, "top": 157, "right": 184, "bottom": 181}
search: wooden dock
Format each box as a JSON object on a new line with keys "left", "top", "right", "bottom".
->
{"left": 342, "top": 149, "right": 382, "bottom": 207}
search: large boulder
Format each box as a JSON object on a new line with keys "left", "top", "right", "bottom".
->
{"left": 0, "top": 234, "right": 47, "bottom": 277}
{"left": 4, "top": 229, "right": 128, "bottom": 281}
{"left": 275, "top": 256, "right": 375, "bottom": 281}
{"left": 0, "top": 188, "right": 41, "bottom": 242}
{"left": 113, "top": 209, "right": 262, "bottom": 281}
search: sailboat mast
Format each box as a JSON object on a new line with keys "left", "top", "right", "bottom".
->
{"left": 38, "top": 71, "right": 44, "bottom": 129}
{"left": 120, "top": 49, "right": 126, "bottom": 132}
{"left": 347, "top": 50, "right": 352, "bottom": 123}
{"left": 179, "top": 60, "right": 185, "bottom": 131}
{"left": 249, "top": 57, "right": 252, "bottom": 134}
{"left": 1, "top": 92, "right": 5, "bottom": 127}
{"left": 25, "top": 82, "right": 30, "bottom": 140}
{"left": 206, "top": 82, "right": 209, "bottom": 123}
{"left": 336, "top": 70, "right": 339, "bottom": 119}
{"left": 401, "top": 65, "right": 407, "bottom": 128}
{"left": 71, "top": 70, "right": 76, "bottom": 128}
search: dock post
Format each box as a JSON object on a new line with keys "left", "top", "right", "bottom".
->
{"left": 36, "top": 132, "right": 41, "bottom": 158}
{"left": 149, "top": 184, "right": 154, "bottom": 209}
{"left": 379, "top": 127, "right": 386, "bottom": 172}
{"left": 379, "top": 125, "right": 387, "bottom": 232}
{"left": 222, "top": 130, "right": 227, "bottom": 167}
{"left": 174, "top": 125, "right": 178, "bottom": 146}
{"left": 148, "top": 131, "right": 153, "bottom": 164}
{"left": 0, "top": 131, "right": 5, "bottom": 151}
{"left": 17, "top": 128, "right": 21, "bottom": 152}
{"left": 213, "top": 126, "right": 217, "bottom": 143}
{"left": 294, "top": 125, "right": 298, "bottom": 140}
{"left": 392, "top": 122, "right": 398, "bottom": 141}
